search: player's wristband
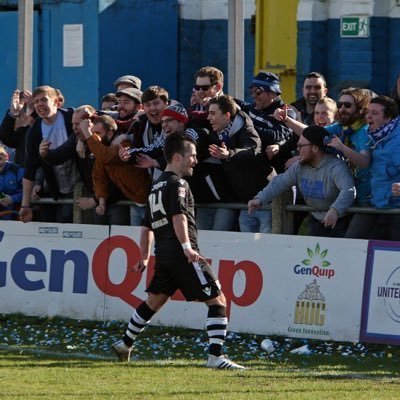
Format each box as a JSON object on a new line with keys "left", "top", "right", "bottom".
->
{"left": 181, "top": 242, "right": 192, "bottom": 250}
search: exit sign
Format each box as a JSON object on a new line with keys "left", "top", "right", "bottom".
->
{"left": 341, "top": 16, "right": 369, "bottom": 38}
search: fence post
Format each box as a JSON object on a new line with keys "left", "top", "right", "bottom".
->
{"left": 272, "top": 190, "right": 294, "bottom": 234}
{"left": 73, "top": 182, "right": 93, "bottom": 224}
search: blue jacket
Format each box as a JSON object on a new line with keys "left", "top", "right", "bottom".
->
{"left": 370, "top": 123, "right": 400, "bottom": 208}
{"left": 325, "top": 122, "right": 371, "bottom": 205}
{"left": 0, "top": 161, "right": 24, "bottom": 216}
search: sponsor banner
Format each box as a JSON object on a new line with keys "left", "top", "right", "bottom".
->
{"left": 89, "top": 226, "right": 368, "bottom": 341}
{"left": 0, "top": 221, "right": 109, "bottom": 319}
{"left": 360, "top": 241, "right": 400, "bottom": 344}
{"left": 254, "top": 236, "right": 367, "bottom": 342}
{"left": 0, "top": 222, "right": 368, "bottom": 342}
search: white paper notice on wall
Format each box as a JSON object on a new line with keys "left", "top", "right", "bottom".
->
{"left": 63, "top": 24, "right": 83, "bottom": 67}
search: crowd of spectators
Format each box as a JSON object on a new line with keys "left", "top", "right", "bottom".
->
{"left": 1, "top": 66, "right": 400, "bottom": 240}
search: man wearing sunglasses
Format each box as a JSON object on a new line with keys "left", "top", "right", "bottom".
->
{"left": 325, "top": 87, "right": 373, "bottom": 207}
{"left": 234, "top": 72, "right": 298, "bottom": 233}
{"left": 191, "top": 66, "right": 224, "bottom": 111}
{"left": 235, "top": 71, "right": 297, "bottom": 174}
{"left": 189, "top": 66, "right": 224, "bottom": 129}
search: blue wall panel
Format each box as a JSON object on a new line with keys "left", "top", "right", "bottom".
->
{"left": 99, "top": 0, "right": 178, "bottom": 103}
{"left": 296, "top": 20, "right": 327, "bottom": 97}
{"left": 388, "top": 18, "right": 400, "bottom": 96}
{"left": 370, "top": 17, "right": 389, "bottom": 96}
{"left": 178, "top": 18, "right": 255, "bottom": 106}
{"left": 298, "top": 16, "right": 400, "bottom": 100}
{"left": 178, "top": 18, "right": 202, "bottom": 105}
{"left": 40, "top": 1, "right": 99, "bottom": 108}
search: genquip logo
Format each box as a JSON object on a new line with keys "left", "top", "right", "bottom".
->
{"left": 293, "top": 243, "right": 335, "bottom": 279}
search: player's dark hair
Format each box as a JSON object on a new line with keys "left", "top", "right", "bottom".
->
{"left": 164, "top": 132, "right": 196, "bottom": 163}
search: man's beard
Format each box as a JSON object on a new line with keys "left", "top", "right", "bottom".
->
{"left": 299, "top": 159, "right": 309, "bottom": 166}
{"left": 118, "top": 111, "right": 135, "bottom": 121}
{"left": 338, "top": 111, "right": 358, "bottom": 126}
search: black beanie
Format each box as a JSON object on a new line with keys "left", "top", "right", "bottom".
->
{"left": 302, "top": 125, "right": 331, "bottom": 153}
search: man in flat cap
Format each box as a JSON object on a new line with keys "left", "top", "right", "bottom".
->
{"left": 248, "top": 125, "right": 356, "bottom": 237}
{"left": 114, "top": 75, "right": 142, "bottom": 91}
{"left": 110, "top": 87, "right": 143, "bottom": 135}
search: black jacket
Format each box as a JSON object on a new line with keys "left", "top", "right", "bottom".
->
{"left": 189, "top": 110, "right": 266, "bottom": 203}
{"left": 0, "top": 111, "right": 28, "bottom": 166}
{"left": 236, "top": 98, "right": 297, "bottom": 173}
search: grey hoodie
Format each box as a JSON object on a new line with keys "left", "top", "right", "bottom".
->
{"left": 255, "top": 155, "right": 356, "bottom": 221}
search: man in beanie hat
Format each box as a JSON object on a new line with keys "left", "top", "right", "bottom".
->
{"left": 235, "top": 71, "right": 297, "bottom": 174}
{"left": 248, "top": 125, "right": 356, "bottom": 237}
{"left": 234, "top": 72, "right": 297, "bottom": 233}
{"left": 120, "top": 103, "right": 205, "bottom": 180}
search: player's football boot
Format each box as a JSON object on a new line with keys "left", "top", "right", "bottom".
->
{"left": 206, "top": 355, "right": 245, "bottom": 370}
{"left": 112, "top": 340, "right": 132, "bottom": 362}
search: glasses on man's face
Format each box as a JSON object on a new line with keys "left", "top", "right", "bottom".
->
{"left": 249, "top": 87, "right": 265, "bottom": 97}
{"left": 337, "top": 101, "right": 353, "bottom": 109}
{"left": 194, "top": 84, "right": 214, "bottom": 91}
{"left": 296, "top": 143, "right": 313, "bottom": 150}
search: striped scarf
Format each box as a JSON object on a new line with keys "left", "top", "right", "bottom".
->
{"left": 369, "top": 116, "right": 400, "bottom": 144}
{"left": 217, "top": 121, "right": 233, "bottom": 145}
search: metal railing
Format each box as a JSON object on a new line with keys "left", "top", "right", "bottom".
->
{"left": 29, "top": 187, "right": 400, "bottom": 235}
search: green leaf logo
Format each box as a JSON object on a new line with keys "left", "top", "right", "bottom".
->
{"left": 301, "top": 243, "right": 331, "bottom": 268}
{"left": 322, "top": 261, "right": 331, "bottom": 267}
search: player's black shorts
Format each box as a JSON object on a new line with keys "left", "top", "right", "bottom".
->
{"left": 146, "top": 257, "right": 222, "bottom": 302}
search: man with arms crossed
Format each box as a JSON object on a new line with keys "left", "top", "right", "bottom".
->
{"left": 112, "top": 132, "right": 244, "bottom": 370}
